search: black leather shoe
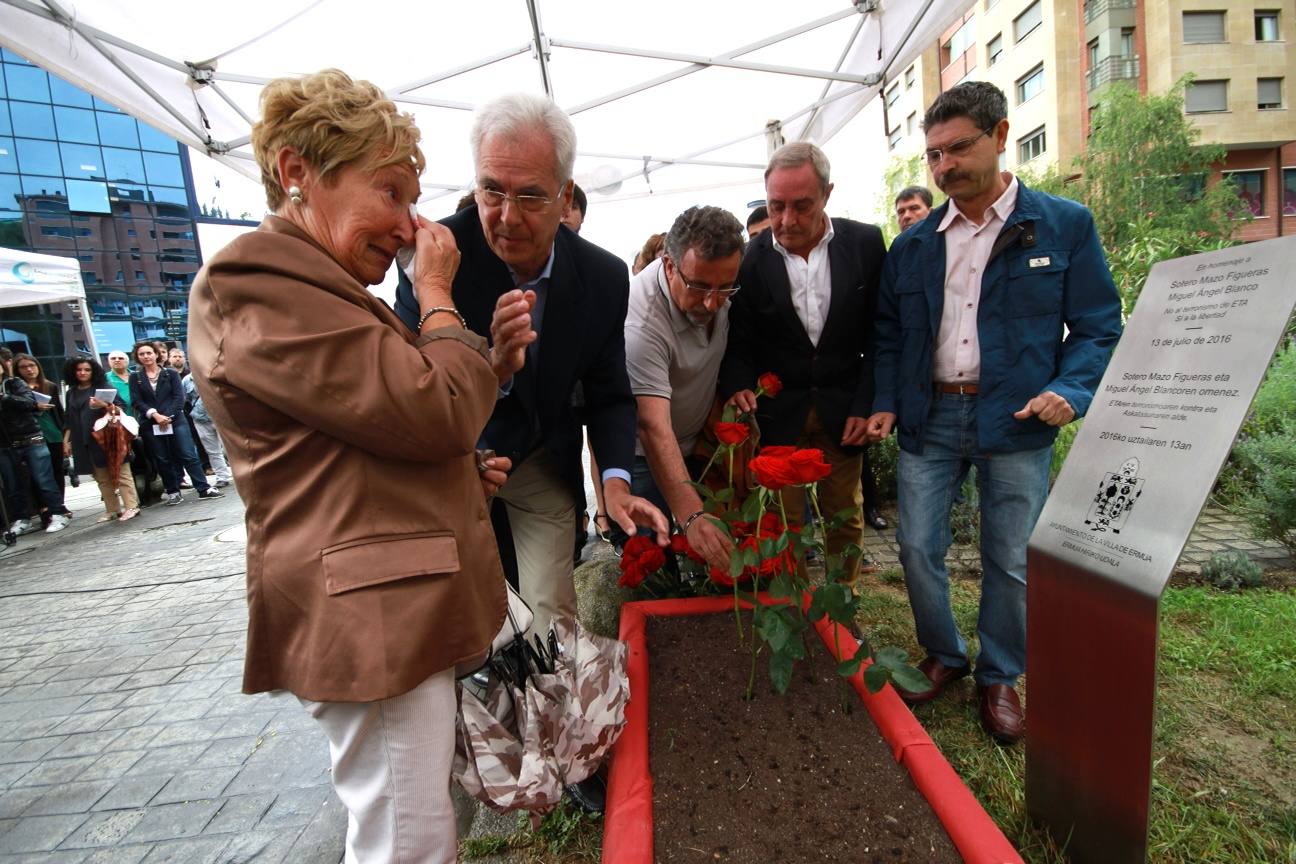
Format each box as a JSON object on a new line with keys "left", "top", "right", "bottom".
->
{"left": 865, "top": 508, "right": 888, "bottom": 530}
{"left": 565, "top": 773, "right": 606, "bottom": 814}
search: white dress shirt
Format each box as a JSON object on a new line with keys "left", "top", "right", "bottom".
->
{"left": 773, "top": 219, "right": 835, "bottom": 346}
{"left": 933, "top": 175, "right": 1019, "bottom": 383}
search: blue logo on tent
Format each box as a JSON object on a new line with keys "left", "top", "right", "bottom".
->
{"left": 11, "top": 262, "right": 35, "bottom": 284}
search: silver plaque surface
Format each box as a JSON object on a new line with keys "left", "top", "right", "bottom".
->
{"left": 1030, "top": 235, "right": 1296, "bottom": 598}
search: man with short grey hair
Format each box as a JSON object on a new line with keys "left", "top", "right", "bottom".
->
{"left": 623, "top": 206, "right": 745, "bottom": 570}
{"left": 394, "top": 93, "right": 666, "bottom": 642}
{"left": 720, "top": 141, "right": 887, "bottom": 586}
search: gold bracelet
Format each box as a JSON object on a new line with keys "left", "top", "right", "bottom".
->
{"left": 418, "top": 306, "right": 467, "bottom": 331}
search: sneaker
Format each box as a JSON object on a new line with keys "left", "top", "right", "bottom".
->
{"left": 11, "top": 518, "right": 40, "bottom": 536}
{"left": 164, "top": 492, "right": 183, "bottom": 506}
{"left": 45, "top": 514, "right": 71, "bottom": 533}
{"left": 215, "top": 479, "right": 231, "bottom": 488}
{"left": 196, "top": 488, "right": 223, "bottom": 500}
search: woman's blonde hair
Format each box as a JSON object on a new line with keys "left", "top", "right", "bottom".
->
{"left": 251, "top": 68, "right": 426, "bottom": 210}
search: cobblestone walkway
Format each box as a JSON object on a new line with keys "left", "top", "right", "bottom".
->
{"left": 0, "top": 484, "right": 1287, "bottom": 863}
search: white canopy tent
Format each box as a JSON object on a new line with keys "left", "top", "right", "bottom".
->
{"left": 0, "top": 246, "right": 98, "bottom": 356}
{"left": 0, "top": 0, "right": 967, "bottom": 209}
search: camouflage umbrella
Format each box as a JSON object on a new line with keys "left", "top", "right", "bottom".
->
{"left": 453, "top": 615, "right": 629, "bottom": 814}
{"left": 92, "top": 408, "right": 139, "bottom": 487}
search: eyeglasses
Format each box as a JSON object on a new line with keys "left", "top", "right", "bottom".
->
{"left": 475, "top": 187, "right": 556, "bottom": 213}
{"left": 924, "top": 128, "right": 994, "bottom": 166}
{"left": 669, "top": 258, "right": 741, "bottom": 298}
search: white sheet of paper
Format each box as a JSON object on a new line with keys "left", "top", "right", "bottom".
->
{"left": 94, "top": 389, "right": 118, "bottom": 403}
{"left": 153, "top": 424, "right": 174, "bottom": 436}
{"left": 30, "top": 391, "right": 50, "bottom": 404}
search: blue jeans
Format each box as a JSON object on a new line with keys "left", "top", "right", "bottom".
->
{"left": 1, "top": 443, "right": 68, "bottom": 523}
{"left": 146, "top": 418, "right": 209, "bottom": 494}
{"left": 895, "top": 392, "right": 1052, "bottom": 687}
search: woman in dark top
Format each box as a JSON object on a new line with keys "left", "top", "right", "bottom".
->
{"left": 14, "top": 353, "right": 66, "bottom": 508}
{"left": 128, "top": 341, "right": 220, "bottom": 505}
{"left": 62, "top": 357, "right": 140, "bottom": 522}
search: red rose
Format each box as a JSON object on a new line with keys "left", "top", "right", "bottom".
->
{"left": 757, "top": 372, "right": 783, "bottom": 397}
{"left": 619, "top": 535, "right": 666, "bottom": 588}
{"left": 788, "top": 448, "right": 832, "bottom": 485}
{"left": 757, "top": 512, "right": 786, "bottom": 538}
{"left": 710, "top": 566, "right": 735, "bottom": 587}
{"left": 670, "top": 533, "right": 705, "bottom": 564}
{"left": 714, "top": 422, "right": 750, "bottom": 446}
{"left": 739, "top": 533, "right": 795, "bottom": 577}
{"left": 749, "top": 446, "right": 800, "bottom": 490}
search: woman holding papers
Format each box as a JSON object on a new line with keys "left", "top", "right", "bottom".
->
{"left": 184, "top": 68, "right": 530, "bottom": 863}
{"left": 62, "top": 357, "right": 139, "bottom": 522}
{"left": 14, "top": 353, "right": 66, "bottom": 501}
{"left": 127, "top": 341, "right": 220, "bottom": 505}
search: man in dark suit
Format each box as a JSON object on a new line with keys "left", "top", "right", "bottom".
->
{"left": 720, "top": 142, "right": 885, "bottom": 586}
{"left": 396, "top": 93, "right": 666, "bottom": 638}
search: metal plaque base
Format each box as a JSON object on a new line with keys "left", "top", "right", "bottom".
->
{"left": 1025, "top": 548, "right": 1159, "bottom": 864}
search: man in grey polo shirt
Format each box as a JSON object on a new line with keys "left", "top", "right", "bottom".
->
{"left": 624, "top": 206, "right": 744, "bottom": 570}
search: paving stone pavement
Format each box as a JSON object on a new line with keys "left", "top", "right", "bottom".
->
{"left": 1, "top": 480, "right": 1288, "bottom": 863}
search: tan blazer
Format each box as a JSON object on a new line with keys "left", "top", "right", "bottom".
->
{"left": 187, "top": 216, "right": 505, "bottom": 702}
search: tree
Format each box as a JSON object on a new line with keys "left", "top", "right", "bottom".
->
{"left": 1064, "top": 78, "right": 1244, "bottom": 313}
{"left": 872, "top": 153, "right": 944, "bottom": 245}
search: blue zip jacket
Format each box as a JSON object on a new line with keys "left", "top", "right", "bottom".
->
{"left": 873, "top": 180, "right": 1122, "bottom": 454}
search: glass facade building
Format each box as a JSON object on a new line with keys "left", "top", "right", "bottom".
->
{"left": 1, "top": 46, "right": 200, "bottom": 382}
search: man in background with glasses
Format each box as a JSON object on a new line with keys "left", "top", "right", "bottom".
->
{"left": 720, "top": 141, "right": 887, "bottom": 587}
{"left": 394, "top": 93, "right": 667, "bottom": 648}
{"left": 619, "top": 206, "right": 745, "bottom": 571}
{"left": 866, "top": 81, "right": 1121, "bottom": 745}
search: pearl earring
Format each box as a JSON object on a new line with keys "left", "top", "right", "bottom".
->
{"left": 288, "top": 185, "right": 303, "bottom": 205}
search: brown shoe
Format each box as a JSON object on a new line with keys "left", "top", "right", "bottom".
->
{"left": 898, "top": 656, "right": 971, "bottom": 705}
{"left": 978, "top": 684, "right": 1025, "bottom": 744}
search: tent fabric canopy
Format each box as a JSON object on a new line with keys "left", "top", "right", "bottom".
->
{"left": 0, "top": 246, "right": 97, "bottom": 354}
{"left": 0, "top": 0, "right": 971, "bottom": 206}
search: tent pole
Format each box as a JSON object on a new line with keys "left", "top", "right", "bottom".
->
{"left": 548, "top": 38, "right": 870, "bottom": 84}
{"left": 390, "top": 45, "right": 532, "bottom": 95}
{"left": 524, "top": 0, "right": 555, "bottom": 99}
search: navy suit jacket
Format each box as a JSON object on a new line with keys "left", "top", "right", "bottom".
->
{"left": 129, "top": 367, "right": 185, "bottom": 422}
{"left": 719, "top": 217, "right": 885, "bottom": 447}
{"left": 394, "top": 205, "right": 635, "bottom": 506}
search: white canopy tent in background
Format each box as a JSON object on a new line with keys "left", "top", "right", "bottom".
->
{"left": 0, "top": 246, "right": 98, "bottom": 355}
{"left": 0, "top": 1, "right": 967, "bottom": 226}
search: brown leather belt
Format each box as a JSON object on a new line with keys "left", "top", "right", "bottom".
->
{"left": 934, "top": 381, "right": 978, "bottom": 395}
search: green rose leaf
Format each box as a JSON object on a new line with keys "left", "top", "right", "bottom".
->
{"left": 769, "top": 651, "right": 794, "bottom": 695}
{"left": 889, "top": 664, "right": 933, "bottom": 694}
{"left": 837, "top": 656, "right": 863, "bottom": 678}
{"left": 873, "top": 646, "right": 909, "bottom": 669}
{"left": 863, "top": 664, "right": 891, "bottom": 693}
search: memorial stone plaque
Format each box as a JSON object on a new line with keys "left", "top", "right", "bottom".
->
{"left": 1026, "top": 235, "right": 1296, "bottom": 863}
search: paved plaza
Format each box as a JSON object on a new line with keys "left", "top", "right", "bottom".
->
{"left": 0, "top": 479, "right": 1288, "bottom": 862}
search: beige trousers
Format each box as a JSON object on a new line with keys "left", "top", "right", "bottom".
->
{"left": 299, "top": 668, "right": 458, "bottom": 864}
{"left": 777, "top": 407, "right": 865, "bottom": 583}
{"left": 496, "top": 449, "right": 577, "bottom": 638}
{"left": 92, "top": 463, "right": 139, "bottom": 515}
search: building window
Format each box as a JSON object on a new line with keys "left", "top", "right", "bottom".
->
{"left": 1120, "top": 27, "right": 1135, "bottom": 56}
{"left": 1185, "top": 79, "right": 1228, "bottom": 113}
{"left": 1087, "top": 39, "right": 1100, "bottom": 68}
{"left": 886, "top": 83, "right": 900, "bottom": 107}
{"left": 906, "top": 112, "right": 917, "bottom": 135}
{"left": 988, "top": 33, "right": 1003, "bottom": 66}
{"left": 905, "top": 66, "right": 915, "bottom": 89}
{"left": 1017, "top": 64, "right": 1045, "bottom": 104}
{"left": 1258, "top": 77, "right": 1284, "bottom": 109}
{"left": 1014, "top": 1, "right": 1042, "bottom": 43}
{"left": 1183, "top": 11, "right": 1226, "bottom": 43}
{"left": 944, "top": 20, "right": 973, "bottom": 63}
{"left": 1225, "top": 170, "right": 1265, "bottom": 217}
{"left": 135, "top": 270, "right": 146, "bottom": 280}
{"left": 1255, "top": 10, "right": 1280, "bottom": 41}
{"left": 1017, "top": 126, "right": 1047, "bottom": 162}
{"left": 1283, "top": 168, "right": 1296, "bottom": 215}
{"left": 888, "top": 126, "right": 903, "bottom": 150}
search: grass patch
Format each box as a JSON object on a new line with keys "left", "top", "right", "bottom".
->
{"left": 460, "top": 800, "right": 602, "bottom": 863}
{"left": 852, "top": 576, "right": 1296, "bottom": 863}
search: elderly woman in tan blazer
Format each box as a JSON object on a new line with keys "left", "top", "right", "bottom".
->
{"left": 187, "top": 69, "right": 536, "bottom": 864}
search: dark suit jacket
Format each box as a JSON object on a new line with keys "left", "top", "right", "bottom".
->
{"left": 394, "top": 205, "right": 636, "bottom": 505}
{"left": 719, "top": 217, "right": 885, "bottom": 447}
{"left": 129, "top": 367, "right": 185, "bottom": 422}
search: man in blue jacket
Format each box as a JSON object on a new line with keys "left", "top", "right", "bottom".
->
{"left": 865, "top": 82, "right": 1122, "bottom": 744}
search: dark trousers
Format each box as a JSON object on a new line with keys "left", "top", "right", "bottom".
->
{"left": 141, "top": 421, "right": 209, "bottom": 494}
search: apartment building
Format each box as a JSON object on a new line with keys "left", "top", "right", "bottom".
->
{"left": 896, "top": 0, "right": 1294, "bottom": 241}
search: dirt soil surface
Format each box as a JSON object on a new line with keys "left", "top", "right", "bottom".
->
{"left": 646, "top": 612, "right": 963, "bottom": 863}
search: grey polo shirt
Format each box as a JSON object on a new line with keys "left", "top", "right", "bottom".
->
{"left": 624, "top": 257, "right": 730, "bottom": 457}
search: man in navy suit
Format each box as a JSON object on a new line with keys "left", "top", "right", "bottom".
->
{"left": 719, "top": 142, "right": 886, "bottom": 587}
{"left": 396, "top": 93, "right": 666, "bottom": 638}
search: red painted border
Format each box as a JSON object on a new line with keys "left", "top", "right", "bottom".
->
{"left": 603, "top": 596, "right": 1023, "bottom": 864}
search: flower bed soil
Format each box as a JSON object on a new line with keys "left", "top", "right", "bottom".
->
{"left": 643, "top": 611, "right": 961, "bottom": 863}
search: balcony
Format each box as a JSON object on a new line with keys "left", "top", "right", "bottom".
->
{"left": 1086, "top": 54, "right": 1140, "bottom": 91}
{"left": 1084, "top": 0, "right": 1135, "bottom": 24}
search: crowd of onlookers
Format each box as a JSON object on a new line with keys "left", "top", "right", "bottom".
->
{"left": 0, "top": 339, "right": 230, "bottom": 540}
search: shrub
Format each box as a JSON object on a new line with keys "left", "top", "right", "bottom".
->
{"left": 1199, "top": 550, "right": 1263, "bottom": 592}
{"left": 1050, "top": 420, "right": 1081, "bottom": 483}
{"left": 950, "top": 470, "right": 980, "bottom": 547}
{"left": 869, "top": 435, "right": 899, "bottom": 501}
{"left": 1231, "top": 421, "right": 1296, "bottom": 558}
